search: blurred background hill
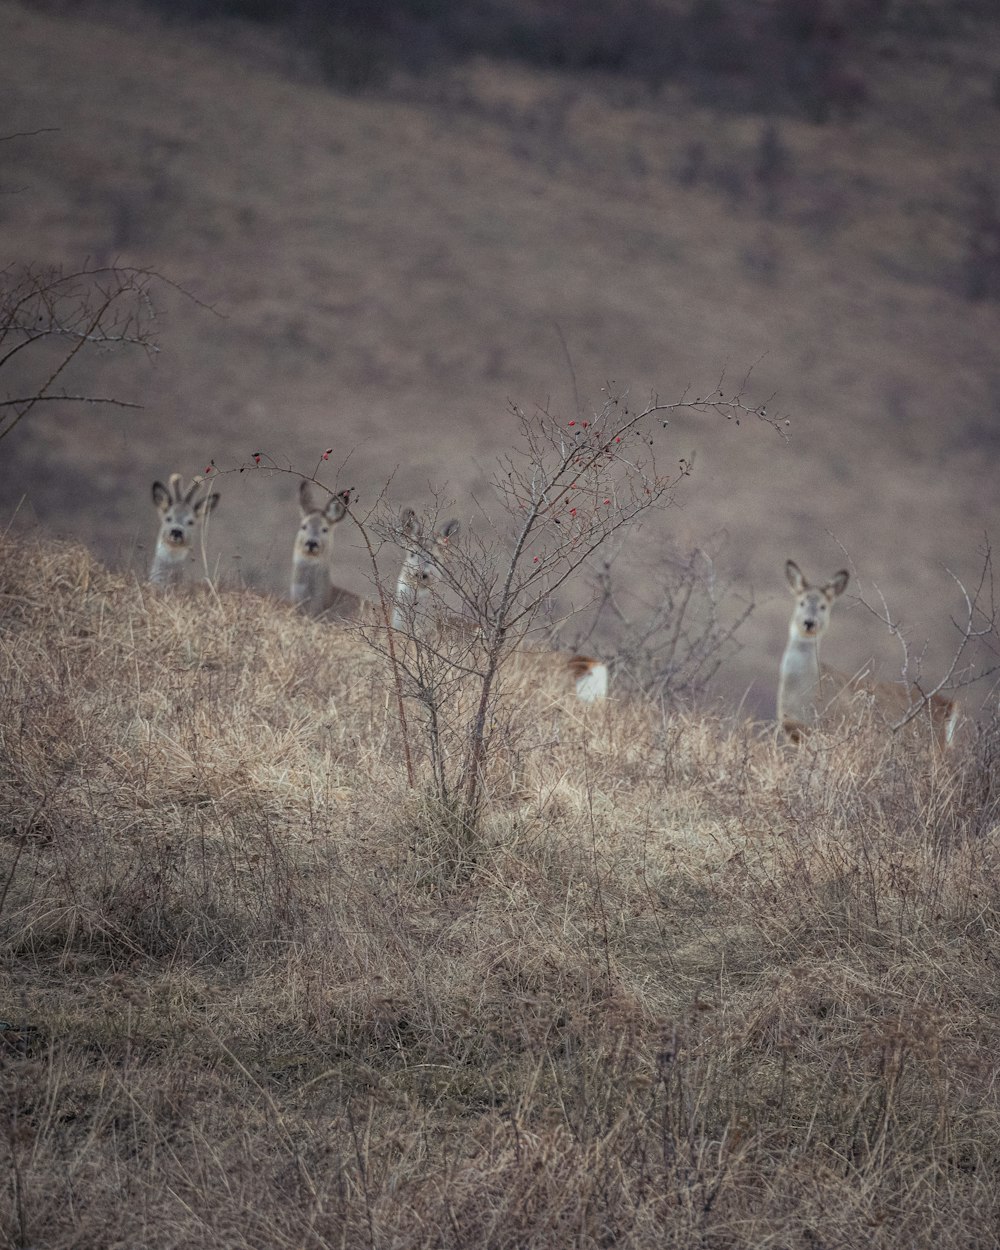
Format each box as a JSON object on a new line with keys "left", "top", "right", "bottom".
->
{"left": 2, "top": 0, "right": 998, "bottom": 716}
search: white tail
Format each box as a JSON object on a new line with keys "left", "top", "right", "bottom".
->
{"left": 778, "top": 560, "right": 957, "bottom": 749}
{"left": 567, "top": 653, "right": 610, "bottom": 703}
{"left": 149, "top": 473, "right": 219, "bottom": 588}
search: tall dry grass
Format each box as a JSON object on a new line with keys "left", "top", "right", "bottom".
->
{"left": 1, "top": 533, "right": 999, "bottom": 1249}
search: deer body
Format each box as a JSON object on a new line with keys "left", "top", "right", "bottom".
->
{"left": 149, "top": 473, "right": 219, "bottom": 588}
{"left": 778, "top": 561, "right": 957, "bottom": 748}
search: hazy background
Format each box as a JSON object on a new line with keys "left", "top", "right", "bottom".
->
{"left": 2, "top": 0, "right": 998, "bottom": 716}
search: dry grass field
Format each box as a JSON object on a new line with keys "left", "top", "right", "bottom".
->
{"left": 2, "top": 533, "right": 1000, "bottom": 1247}
{"left": 1, "top": 0, "right": 999, "bottom": 718}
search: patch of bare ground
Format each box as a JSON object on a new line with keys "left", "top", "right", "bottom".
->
{"left": 1, "top": 534, "right": 999, "bottom": 1247}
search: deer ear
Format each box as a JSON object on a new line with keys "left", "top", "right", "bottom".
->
{"left": 194, "top": 493, "right": 220, "bottom": 518}
{"left": 785, "top": 560, "right": 806, "bottom": 594}
{"left": 152, "top": 481, "right": 172, "bottom": 511}
{"left": 325, "top": 491, "right": 349, "bottom": 523}
{"left": 828, "top": 569, "right": 849, "bottom": 598}
{"left": 399, "top": 508, "right": 420, "bottom": 539}
{"left": 299, "top": 479, "right": 317, "bottom": 516}
{"left": 436, "top": 518, "right": 460, "bottom": 544}
{"left": 182, "top": 476, "right": 203, "bottom": 504}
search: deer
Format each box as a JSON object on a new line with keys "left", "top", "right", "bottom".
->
{"left": 289, "top": 486, "right": 608, "bottom": 701}
{"left": 149, "top": 473, "right": 219, "bottom": 588}
{"left": 777, "top": 560, "right": 958, "bottom": 749}
{"left": 290, "top": 481, "right": 358, "bottom": 618}
{"left": 391, "top": 507, "right": 462, "bottom": 632}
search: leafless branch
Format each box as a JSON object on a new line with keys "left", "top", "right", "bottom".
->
{"left": 0, "top": 261, "right": 206, "bottom": 442}
{"left": 839, "top": 537, "right": 1000, "bottom": 733}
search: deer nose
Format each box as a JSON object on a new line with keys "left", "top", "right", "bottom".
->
{"left": 170, "top": 528, "right": 185, "bottom": 543}
{"left": 305, "top": 539, "right": 319, "bottom": 554}
{"left": 803, "top": 618, "right": 817, "bottom": 633}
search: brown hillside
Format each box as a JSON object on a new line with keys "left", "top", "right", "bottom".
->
{"left": 1, "top": 534, "right": 999, "bottom": 1247}
{"left": 2, "top": 0, "right": 999, "bottom": 716}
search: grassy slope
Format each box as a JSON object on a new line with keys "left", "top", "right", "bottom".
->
{"left": 1, "top": 1, "right": 999, "bottom": 716}
{"left": 1, "top": 534, "right": 999, "bottom": 1246}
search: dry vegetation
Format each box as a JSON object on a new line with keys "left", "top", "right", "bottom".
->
{"left": 2, "top": 0, "right": 1000, "bottom": 721}
{"left": 2, "top": 533, "right": 1000, "bottom": 1248}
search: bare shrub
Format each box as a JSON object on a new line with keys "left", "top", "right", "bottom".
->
{"left": 578, "top": 538, "right": 754, "bottom": 707}
{"left": 847, "top": 539, "right": 1000, "bottom": 738}
{"left": 0, "top": 260, "right": 179, "bottom": 444}
{"left": 349, "top": 383, "right": 782, "bottom": 833}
